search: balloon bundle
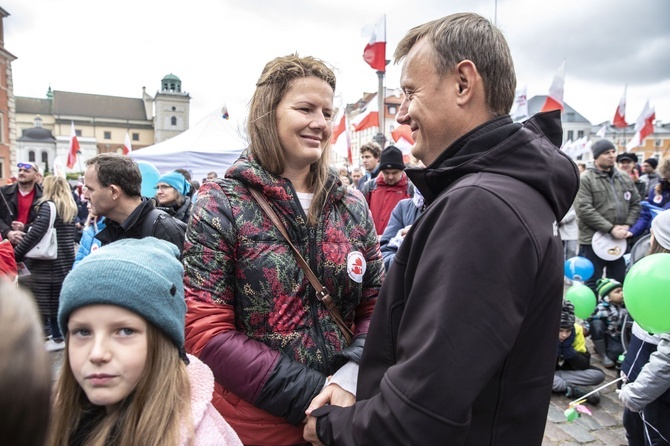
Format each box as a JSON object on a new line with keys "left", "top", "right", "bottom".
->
{"left": 563, "top": 256, "right": 597, "bottom": 319}
{"left": 564, "top": 377, "right": 624, "bottom": 422}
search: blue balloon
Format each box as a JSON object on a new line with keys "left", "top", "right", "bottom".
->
{"left": 564, "top": 256, "right": 594, "bottom": 282}
{"left": 136, "top": 161, "right": 161, "bottom": 198}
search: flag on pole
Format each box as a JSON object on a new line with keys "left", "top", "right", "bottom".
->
{"left": 626, "top": 101, "right": 655, "bottom": 150}
{"left": 332, "top": 112, "right": 347, "bottom": 144}
{"left": 595, "top": 124, "right": 607, "bottom": 138}
{"left": 67, "top": 121, "right": 80, "bottom": 169}
{"left": 331, "top": 111, "right": 352, "bottom": 165}
{"left": 351, "top": 96, "right": 379, "bottom": 131}
{"left": 510, "top": 85, "right": 529, "bottom": 122}
{"left": 123, "top": 131, "right": 133, "bottom": 155}
{"left": 391, "top": 124, "right": 414, "bottom": 145}
{"left": 541, "top": 61, "right": 566, "bottom": 113}
{"left": 612, "top": 86, "right": 628, "bottom": 128}
{"left": 362, "top": 15, "right": 386, "bottom": 72}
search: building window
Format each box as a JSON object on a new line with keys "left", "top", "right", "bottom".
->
{"left": 172, "top": 106, "right": 176, "bottom": 111}
{"left": 578, "top": 130, "right": 584, "bottom": 139}
{"left": 567, "top": 130, "right": 574, "bottom": 141}
{"left": 171, "top": 116, "right": 177, "bottom": 126}
{"left": 0, "top": 114, "right": 4, "bottom": 143}
{"left": 29, "top": 151, "right": 36, "bottom": 162}
{"left": 41, "top": 152, "right": 48, "bottom": 164}
{"left": 104, "top": 131, "right": 112, "bottom": 140}
{"left": 388, "top": 106, "right": 397, "bottom": 115}
{"left": 76, "top": 130, "right": 82, "bottom": 137}
{"left": 132, "top": 133, "right": 139, "bottom": 141}
{"left": 0, "top": 159, "right": 4, "bottom": 179}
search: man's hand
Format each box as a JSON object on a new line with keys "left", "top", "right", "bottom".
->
{"left": 7, "top": 230, "right": 25, "bottom": 245}
{"left": 308, "top": 384, "right": 355, "bottom": 413}
{"left": 303, "top": 416, "right": 325, "bottom": 445}
{"left": 610, "top": 225, "right": 629, "bottom": 239}
{"left": 11, "top": 221, "right": 25, "bottom": 232}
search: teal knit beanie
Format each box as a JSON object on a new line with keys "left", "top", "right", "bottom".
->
{"left": 157, "top": 171, "right": 191, "bottom": 196}
{"left": 596, "top": 277, "right": 622, "bottom": 299}
{"left": 58, "top": 238, "right": 186, "bottom": 350}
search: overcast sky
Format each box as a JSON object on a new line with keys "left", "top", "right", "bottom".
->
{"left": 4, "top": 0, "right": 669, "bottom": 136}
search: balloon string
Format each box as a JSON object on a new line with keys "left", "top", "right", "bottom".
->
{"left": 568, "top": 377, "right": 624, "bottom": 406}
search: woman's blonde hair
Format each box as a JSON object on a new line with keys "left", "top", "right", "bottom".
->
{"left": 247, "top": 54, "right": 337, "bottom": 225}
{"left": 39, "top": 176, "right": 78, "bottom": 223}
{"left": 48, "top": 322, "right": 193, "bottom": 446}
{"left": 0, "top": 282, "right": 52, "bottom": 445}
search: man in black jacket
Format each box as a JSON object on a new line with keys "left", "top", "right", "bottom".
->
{"left": 83, "top": 154, "right": 185, "bottom": 253}
{"left": 304, "top": 12, "right": 579, "bottom": 445}
{"left": 0, "top": 162, "right": 43, "bottom": 245}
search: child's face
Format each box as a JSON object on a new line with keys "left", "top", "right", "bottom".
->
{"left": 559, "top": 327, "right": 573, "bottom": 342}
{"left": 608, "top": 287, "right": 624, "bottom": 304}
{"left": 67, "top": 305, "right": 148, "bottom": 410}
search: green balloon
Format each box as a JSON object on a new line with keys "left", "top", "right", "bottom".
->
{"left": 565, "top": 284, "right": 597, "bottom": 319}
{"left": 623, "top": 253, "right": 670, "bottom": 334}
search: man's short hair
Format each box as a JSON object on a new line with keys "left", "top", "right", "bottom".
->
{"left": 85, "top": 154, "right": 142, "bottom": 198}
{"left": 207, "top": 171, "right": 218, "bottom": 178}
{"left": 393, "top": 12, "right": 516, "bottom": 117}
{"left": 360, "top": 142, "right": 381, "bottom": 159}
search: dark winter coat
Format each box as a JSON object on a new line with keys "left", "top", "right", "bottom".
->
{"left": 183, "top": 153, "right": 382, "bottom": 445}
{"left": 15, "top": 201, "right": 75, "bottom": 318}
{"left": 0, "top": 183, "right": 43, "bottom": 238}
{"left": 314, "top": 111, "right": 580, "bottom": 445}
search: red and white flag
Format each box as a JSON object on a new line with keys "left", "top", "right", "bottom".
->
{"left": 626, "top": 100, "right": 655, "bottom": 150}
{"left": 510, "top": 85, "right": 529, "bottom": 122}
{"left": 351, "top": 95, "right": 379, "bottom": 132}
{"left": 67, "top": 121, "right": 80, "bottom": 169}
{"left": 123, "top": 131, "right": 133, "bottom": 155}
{"left": 331, "top": 111, "right": 352, "bottom": 165}
{"left": 362, "top": 15, "right": 386, "bottom": 72}
{"left": 541, "top": 61, "right": 565, "bottom": 113}
{"left": 613, "top": 86, "right": 628, "bottom": 128}
{"left": 332, "top": 112, "right": 347, "bottom": 144}
{"left": 391, "top": 124, "right": 414, "bottom": 156}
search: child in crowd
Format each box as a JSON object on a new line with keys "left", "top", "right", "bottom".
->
{"left": 554, "top": 300, "right": 605, "bottom": 405}
{"left": 49, "top": 238, "right": 242, "bottom": 446}
{"left": 587, "top": 277, "right": 629, "bottom": 368}
{"left": 619, "top": 208, "right": 670, "bottom": 445}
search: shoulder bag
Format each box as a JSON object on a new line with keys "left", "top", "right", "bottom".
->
{"left": 249, "top": 188, "right": 354, "bottom": 344}
{"left": 25, "top": 201, "right": 58, "bottom": 260}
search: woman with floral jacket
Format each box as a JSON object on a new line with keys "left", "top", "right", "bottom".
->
{"left": 182, "top": 54, "right": 382, "bottom": 445}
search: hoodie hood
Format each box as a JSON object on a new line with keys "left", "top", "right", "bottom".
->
{"left": 407, "top": 111, "right": 579, "bottom": 220}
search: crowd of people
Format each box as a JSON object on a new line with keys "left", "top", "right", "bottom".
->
{"left": 0, "top": 11, "right": 668, "bottom": 446}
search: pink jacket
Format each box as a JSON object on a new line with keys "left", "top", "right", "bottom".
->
{"left": 182, "top": 355, "right": 243, "bottom": 446}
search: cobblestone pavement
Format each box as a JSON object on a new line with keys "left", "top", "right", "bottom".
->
{"left": 543, "top": 341, "right": 628, "bottom": 446}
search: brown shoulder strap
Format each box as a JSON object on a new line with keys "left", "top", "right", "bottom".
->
{"left": 249, "top": 188, "right": 353, "bottom": 343}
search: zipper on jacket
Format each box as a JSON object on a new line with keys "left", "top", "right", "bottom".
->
{"left": 307, "top": 225, "right": 330, "bottom": 373}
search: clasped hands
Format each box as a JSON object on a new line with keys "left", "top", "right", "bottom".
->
{"left": 303, "top": 383, "right": 355, "bottom": 446}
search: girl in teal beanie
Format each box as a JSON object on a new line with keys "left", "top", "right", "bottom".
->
{"left": 48, "top": 238, "right": 242, "bottom": 446}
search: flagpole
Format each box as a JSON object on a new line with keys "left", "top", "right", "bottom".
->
{"left": 373, "top": 14, "right": 387, "bottom": 148}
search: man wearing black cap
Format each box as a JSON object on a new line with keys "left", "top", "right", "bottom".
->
{"left": 640, "top": 157, "right": 660, "bottom": 199}
{"left": 361, "top": 145, "right": 413, "bottom": 235}
{"left": 575, "top": 140, "right": 640, "bottom": 292}
{"left": 616, "top": 152, "right": 646, "bottom": 198}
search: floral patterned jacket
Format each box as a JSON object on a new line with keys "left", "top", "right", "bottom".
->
{"left": 183, "top": 153, "right": 382, "bottom": 445}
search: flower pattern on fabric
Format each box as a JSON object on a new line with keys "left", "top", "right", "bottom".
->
{"left": 183, "top": 153, "right": 382, "bottom": 372}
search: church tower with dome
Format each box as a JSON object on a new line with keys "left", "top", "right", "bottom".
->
{"left": 152, "top": 73, "right": 191, "bottom": 144}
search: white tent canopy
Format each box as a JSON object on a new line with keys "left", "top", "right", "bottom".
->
{"left": 129, "top": 110, "right": 247, "bottom": 183}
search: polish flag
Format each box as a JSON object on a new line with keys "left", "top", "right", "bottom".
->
{"left": 540, "top": 61, "right": 565, "bottom": 113}
{"left": 626, "top": 101, "right": 655, "bottom": 150}
{"left": 123, "top": 131, "right": 133, "bottom": 155}
{"left": 352, "top": 96, "right": 379, "bottom": 132}
{"left": 331, "top": 112, "right": 347, "bottom": 144}
{"left": 612, "top": 86, "right": 628, "bottom": 128}
{"left": 67, "top": 121, "right": 80, "bottom": 169}
{"left": 391, "top": 124, "right": 414, "bottom": 145}
{"left": 362, "top": 15, "right": 386, "bottom": 72}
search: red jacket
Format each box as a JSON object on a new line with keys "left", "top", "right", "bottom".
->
{"left": 364, "top": 174, "right": 412, "bottom": 235}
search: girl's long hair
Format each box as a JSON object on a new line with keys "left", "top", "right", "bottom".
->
{"left": 247, "top": 54, "right": 337, "bottom": 225}
{"left": 48, "top": 323, "right": 193, "bottom": 446}
{"left": 38, "top": 176, "right": 78, "bottom": 223}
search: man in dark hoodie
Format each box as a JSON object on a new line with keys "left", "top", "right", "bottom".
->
{"left": 304, "top": 12, "right": 579, "bottom": 446}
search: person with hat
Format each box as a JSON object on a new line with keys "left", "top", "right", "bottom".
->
{"left": 640, "top": 156, "right": 660, "bottom": 199}
{"left": 575, "top": 139, "right": 641, "bottom": 294}
{"left": 617, "top": 152, "right": 646, "bottom": 198}
{"left": 154, "top": 170, "right": 192, "bottom": 224}
{"left": 49, "top": 238, "right": 243, "bottom": 446}
{"left": 553, "top": 300, "right": 605, "bottom": 405}
{"left": 0, "top": 162, "right": 43, "bottom": 245}
{"left": 361, "top": 145, "right": 414, "bottom": 235}
{"left": 586, "top": 277, "right": 628, "bottom": 368}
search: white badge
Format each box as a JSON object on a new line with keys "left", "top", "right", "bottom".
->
{"left": 347, "top": 251, "right": 366, "bottom": 283}
{"left": 624, "top": 191, "right": 631, "bottom": 201}
{"left": 654, "top": 194, "right": 663, "bottom": 204}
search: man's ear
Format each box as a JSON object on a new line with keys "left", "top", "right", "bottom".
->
{"left": 109, "top": 184, "right": 122, "bottom": 200}
{"left": 455, "top": 60, "right": 479, "bottom": 105}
